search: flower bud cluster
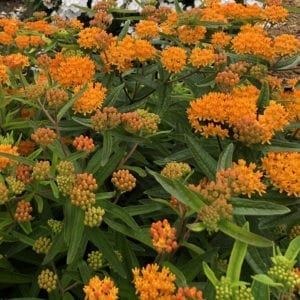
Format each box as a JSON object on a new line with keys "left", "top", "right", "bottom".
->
{"left": 15, "top": 200, "right": 32, "bottom": 222}
{"left": 31, "top": 128, "right": 57, "bottom": 147}
{"left": 289, "top": 225, "right": 300, "bottom": 240}
{"left": 33, "top": 236, "right": 52, "bottom": 254}
{"left": 226, "top": 61, "right": 250, "bottom": 75}
{"left": 84, "top": 206, "right": 105, "bottom": 227}
{"left": 172, "top": 286, "right": 204, "bottom": 300}
{"left": 215, "top": 277, "right": 232, "bottom": 300}
{"left": 56, "top": 161, "right": 75, "bottom": 176}
{"left": 91, "top": 107, "right": 122, "bottom": 132}
{"left": 87, "top": 250, "right": 103, "bottom": 270}
{"left": 33, "top": 161, "right": 50, "bottom": 180}
{"left": 150, "top": 219, "right": 178, "bottom": 253}
{"left": 234, "top": 286, "right": 254, "bottom": 300}
{"left": 121, "top": 112, "right": 144, "bottom": 133}
{"left": 0, "top": 183, "right": 9, "bottom": 205}
{"left": 45, "top": 88, "right": 69, "bottom": 108}
{"left": 250, "top": 64, "right": 268, "bottom": 80}
{"left": 135, "top": 109, "right": 161, "bottom": 135}
{"left": 73, "top": 135, "right": 95, "bottom": 152}
{"left": 16, "top": 164, "right": 34, "bottom": 184}
{"left": 111, "top": 169, "right": 136, "bottom": 192}
{"left": 268, "top": 255, "right": 300, "bottom": 292}
{"left": 161, "top": 161, "right": 191, "bottom": 179}
{"left": 48, "top": 219, "right": 63, "bottom": 234}
{"left": 37, "top": 269, "right": 58, "bottom": 293}
{"left": 214, "top": 53, "right": 227, "bottom": 67}
{"left": 6, "top": 176, "right": 25, "bottom": 195}
{"left": 233, "top": 117, "right": 265, "bottom": 146}
{"left": 70, "top": 173, "right": 98, "bottom": 209}
{"left": 57, "top": 175, "right": 75, "bottom": 196}
{"left": 215, "top": 70, "right": 240, "bottom": 91}
{"left": 26, "top": 83, "right": 47, "bottom": 100}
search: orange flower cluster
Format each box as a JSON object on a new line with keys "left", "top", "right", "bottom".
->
{"left": 15, "top": 35, "right": 45, "bottom": 49}
{"left": 23, "top": 20, "right": 58, "bottom": 35}
{"left": 101, "top": 35, "right": 156, "bottom": 72}
{"left": 50, "top": 54, "right": 95, "bottom": 87}
{"left": 45, "top": 88, "right": 69, "bottom": 108}
{"left": 0, "top": 144, "right": 19, "bottom": 171}
{"left": 132, "top": 264, "right": 176, "bottom": 300}
{"left": 217, "top": 159, "right": 266, "bottom": 197}
{"left": 262, "top": 152, "right": 300, "bottom": 197}
{"left": 161, "top": 46, "right": 187, "bottom": 73}
{"left": 15, "top": 200, "right": 33, "bottom": 222}
{"left": 211, "top": 31, "right": 231, "bottom": 49}
{"left": 83, "top": 276, "right": 118, "bottom": 300}
{"left": 73, "top": 82, "right": 107, "bottom": 115}
{"left": 190, "top": 48, "right": 215, "bottom": 68}
{"left": 0, "top": 64, "right": 9, "bottom": 85}
{"left": 16, "top": 164, "right": 33, "bottom": 184}
{"left": 73, "top": 135, "right": 95, "bottom": 152}
{"left": 77, "top": 27, "right": 104, "bottom": 49}
{"left": 150, "top": 219, "right": 178, "bottom": 253}
{"left": 89, "top": 10, "right": 112, "bottom": 29}
{"left": 111, "top": 169, "right": 136, "bottom": 192}
{"left": 135, "top": 20, "right": 160, "bottom": 39}
{"left": 31, "top": 128, "right": 57, "bottom": 147}
{"left": 177, "top": 25, "right": 206, "bottom": 45}
{"left": 91, "top": 107, "right": 122, "bottom": 132}
{"left": 273, "top": 34, "right": 300, "bottom": 56}
{"left": 3, "top": 53, "right": 29, "bottom": 69}
{"left": 172, "top": 286, "right": 204, "bottom": 300}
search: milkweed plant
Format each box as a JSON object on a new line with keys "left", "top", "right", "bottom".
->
{"left": 0, "top": 0, "right": 299, "bottom": 299}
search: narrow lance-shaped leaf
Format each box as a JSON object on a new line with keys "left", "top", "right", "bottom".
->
{"left": 203, "top": 261, "right": 219, "bottom": 287}
{"left": 284, "top": 235, "right": 300, "bottom": 262}
{"left": 217, "top": 143, "right": 234, "bottom": 171}
{"left": 251, "top": 278, "right": 270, "bottom": 300}
{"left": 219, "top": 220, "right": 273, "bottom": 248}
{"left": 147, "top": 168, "right": 206, "bottom": 211}
{"left": 185, "top": 135, "right": 217, "bottom": 180}
{"left": 100, "top": 131, "right": 113, "bottom": 166}
{"left": 257, "top": 81, "right": 270, "bottom": 115}
{"left": 226, "top": 222, "right": 249, "bottom": 282}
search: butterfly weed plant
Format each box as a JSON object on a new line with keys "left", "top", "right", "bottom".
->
{"left": 0, "top": 0, "right": 299, "bottom": 299}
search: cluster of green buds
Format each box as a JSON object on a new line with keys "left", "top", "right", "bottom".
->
{"left": 268, "top": 255, "right": 300, "bottom": 293}
{"left": 160, "top": 161, "right": 191, "bottom": 179}
{"left": 33, "top": 161, "right": 51, "bottom": 180}
{"left": 33, "top": 236, "right": 52, "bottom": 254}
{"left": 48, "top": 219, "right": 63, "bottom": 234}
{"left": 56, "top": 161, "right": 75, "bottom": 196}
{"left": 37, "top": 269, "right": 58, "bottom": 292}
{"left": 87, "top": 250, "right": 103, "bottom": 270}
{"left": 0, "top": 183, "right": 9, "bottom": 205}
{"left": 6, "top": 176, "right": 25, "bottom": 195}
{"left": 84, "top": 206, "right": 105, "bottom": 227}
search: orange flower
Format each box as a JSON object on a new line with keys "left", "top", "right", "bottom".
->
{"left": 15, "top": 35, "right": 30, "bottom": 49}
{"left": 172, "top": 286, "right": 204, "bottom": 300}
{"left": 3, "top": 53, "right": 29, "bottom": 69}
{"left": 50, "top": 54, "right": 95, "bottom": 87}
{"left": 190, "top": 48, "right": 215, "bottom": 68}
{"left": 160, "top": 11, "right": 178, "bottom": 36}
{"left": 273, "top": 34, "right": 300, "bottom": 56}
{"left": 177, "top": 25, "right": 206, "bottom": 45}
{"left": 73, "top": 82, "right": 107, "bottom": 115}
{"left": 83, "top": 276, "right": 119, "bottom": 300}
{"left": 135, "top": 20, "right": 160, "bottom": 39}
{"left": 24, "top": 20, "right": 58, "bottom": 35}
{"left": 73, "top": 135, "right": 95, "bottom": 151}
{"left": 211, "top": 31, "right": 231, "bottom": 49}
{"left": 132, "top": 264, "right": 176, "bottom": 300}
{"left": 17, "top": 140, "right": 35, "bottom": 156}
{"left": 263, "top": 6, "right": 288, "bottom": 23}
{"left": 134, "top": 39, "right": 157, "bottom": 62}
{"left": 0, "top": 144, "right": 19, "bottom": 172}
{"left": 161, "top": 46, "right": 187, "bottom": 73}
{"left": 0, "top": 64, "right": 9, "bottom": 85}
{"left": 31, "top": 128, "right": 57, "bottom": 147}
{"left": 77, "top": 27, "right": 104, "bottom": 49}
{"left": 262, "top": 152, "right": 300, "bottom": 197}
{"left": 0, "top": 32, "right": 13, "bottom": 45}
{"left": 150, "top": 219, "right": 178, "bottom": 253}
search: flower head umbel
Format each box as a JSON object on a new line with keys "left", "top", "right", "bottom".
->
{"left": 161, "top": 161, "right": 191, "bottom": 179}
{"left": 83, "top": 276, "right": 119, "bottom": 300}
{"left": 31, "top": 128, "right": 57, "bottom": 147}
{"left": 262, "top": 152, "right": 300, "bottom": 197}
{"left": 38, "top": 269, "right": 58, "bottom": 293}
{"left": 150, "top": 219, "right": 178, "bottom": 253}
{"left": 161, "top": 46, "right": 187, "bottom": 73}
{"left": 132, "top": 263, "right": 176, "bottom": 300}
{"left": 111, "top": 169, "right": 136, "bottom": 192}
{"left": 15, "top": 200, "right": 32, "bottom": 222}
{"left": 73, "top": 135, "right": 95, "bottom": 152}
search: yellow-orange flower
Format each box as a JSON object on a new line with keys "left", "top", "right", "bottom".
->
{"left": 0, "top": 64, "right": 9, "bottom": 85}
{"left": 73, "top": 82, "right": 107, "bottom": 115}
{"left": 190, "top": 48, "right": 215, "bottom": 68}
{"left": 217, "top": 159, "right": 266, "bottom": 197}
{"left": 262, "top": 152, "right": 300, "bottom": 197}
{"left": 150, "top": 219, "right": 178, "bottom": 253}
{"left": 0, "top": 32, "right": 13, "bottom": 45}
{"left": 263, "top": 6, "right": 288, "bottom": 23}
{"left": 132, "top": 264, "right": 176, "bottom": 300}
{"left": 3, "top": 53, "right": 29, "bottom": 69}
{"left": 23, "top": 20, "right": 58, "bottom": 35}
{"left": 177, "top": 25, "right": 206, "bottom": 45}
{"left": 135, "top": 20, "right": 160, "bottom": 39}
{"left": 273, "top": 34, "right": 300, "bottom": 56}
{"left": 211, "top": 31, "right": 231, "bottom": 49}
{"left": 77, "top": 27, "right": 103, "bottom": 49}
{"left": 134, "top": 39, "right": 157, "bottom": 62}
{"left": 0, "top": 144, "right": 19, "bottom": 172}
{"left": 15, "top": 35, "right": 30, "bottom": 49}
{"left": 83, "top": 276, "right": 118, "bottom": 300}
{"left": 50, "top": 54, "right": 95, "bottom": 87}
{"left": 161, "top": 46, "right": 187, "bottom": 73}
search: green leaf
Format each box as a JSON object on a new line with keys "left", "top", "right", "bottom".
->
{"left": 162, "top": 262, "right": 187, "bottom": 286}
{"left": 185, "top": 135, "right": 217, "bottom": 180}
{"left": 100, "top": 131, "right": 113, "bottom": 166}
{"left": 251, "top": 280, "right": 270, "bottom": 300}
{"left": 78, "top": 260, "right": 92, "bottom": 284}
{"left": 104, "top": 83, "right": 125, "bottom": 106}
{"left": 173, "top": 0, "right": 183, "bottom": 12}
{"left": 186, "top": 222, "right": 206, "bottom": 232}
{"left": 272, "top": 54, "right": 300, "bottom": 70}
{"left": 0, "top": 151, "right": 35, "bottom": 166}
{"left": 203, "top": 261, "right": 219, "bottom": 287}
{"left": 64, "top": 203, "right": 85, "bottom": 264}
{"left": 19, "top": 221, "right": 32, "bottom": 234}
{"left": 246, "top": 247, "right": 269, "bottom": 274}
{"left": 182, "top": 241, "right": 205, "bottom": 255}
{"left": 147, "top": 168, "right": 206, "bottom": 211}
{"left": 230, "top": 198, "right": 290, "bottom": 216}
{"left": 87, "top": 227, "right": 127, "bottom": 278}
{"left": 121, "top": 165, "right": 147, "bottom": 177}
{"left": 57, "top": 84, "right": 87, "bottom": 121}
{"left": 0, "top": 271, "right": 33, "bottom": 283}
{"left": 217, "top": 143, "right": 234, "bottom": 171}
{"left": 118, "top": 20, "right": 131, "bottom": 41}
{"left": 252, "top": 274, "right": 283, "bottom": 287}
{"left": 257, "top": 81, "right": 270, "bottom": 115}
{"left": 43, "top": 233, "right": 65, "bottom": 265}
{"left": 259, "top": 210, "right": 300, "bottom": 229}
{"left": 219, "top": 220, "right": 273, "bottom": 247}
{"left": 284, "top": 235, "right": 300, "bottom": 262}
{"left": 34, "top": 195, "right": 44, "bottom": 214}
{"left": 11, "top": 231, "right": 35, "bottom": 246}
{"left": 226, "top": 223, "right": 248, "bottom": 282}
